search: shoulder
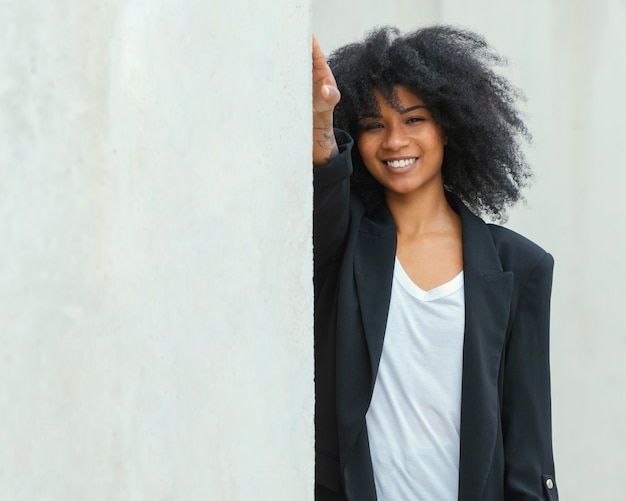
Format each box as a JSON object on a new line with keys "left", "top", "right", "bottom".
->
{"left": 486, "top": 224, "right": 554, "bottom": 277}
{"left": 485, "top": 225, "right": 554, "bottom": 332}
{"left": 450, "top": 191, "right": 553, "bottom": 279}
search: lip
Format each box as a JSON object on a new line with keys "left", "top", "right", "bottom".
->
{"left": 381, "top": 156, "right": 418, "bottom": 173}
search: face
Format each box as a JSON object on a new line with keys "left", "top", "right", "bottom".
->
{"left": 357, "top": 86, "right": 446, "bottom": 200}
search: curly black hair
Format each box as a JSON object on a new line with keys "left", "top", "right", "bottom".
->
{"left": 328, "top": 25, "right": 532, "bottom": 220}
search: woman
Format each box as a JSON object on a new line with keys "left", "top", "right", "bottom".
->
{"left": 312, "top": 27, "right": 558, "bottom": 501}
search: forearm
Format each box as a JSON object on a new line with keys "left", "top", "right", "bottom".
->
{"left": 313, "top": 130, "right": 353, "bottom": 267}
{"left": 313, "top": 111, "right": 339, "bottom": 167}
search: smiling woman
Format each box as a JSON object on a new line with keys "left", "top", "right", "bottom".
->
{"left": 312, "top": 26, "right": 558, "bottom": 501}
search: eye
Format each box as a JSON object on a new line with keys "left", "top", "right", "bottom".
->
{"left": 406, "top": 116, "right": 425, "bottom": 125}
{"left": 361, "top": 122, "right": 383, "bottom": 131}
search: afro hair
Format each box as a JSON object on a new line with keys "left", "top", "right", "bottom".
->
{"left": 328, "top": 25, "right": 532, "bottom": 220}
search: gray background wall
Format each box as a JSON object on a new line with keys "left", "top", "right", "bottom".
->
{"left": 314, "top": 0, "right": 626, "bottom": 499}
{"left": 1, "top": 0, "right": 312, "bottom": 499}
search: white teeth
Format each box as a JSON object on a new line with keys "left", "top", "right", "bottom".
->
{"left": 386, "top": 158, "right": 416, "bottom": 168}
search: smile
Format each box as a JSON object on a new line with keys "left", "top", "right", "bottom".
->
{"left": 385, "top": 158, "right": 417, "bottom": 168}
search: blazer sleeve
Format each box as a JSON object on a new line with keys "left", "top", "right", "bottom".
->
{"left": 313, "top": 129, "right": 354, "bottom": 269}
{"left": 502, "top": 252, "right": 559, "bottom": 500}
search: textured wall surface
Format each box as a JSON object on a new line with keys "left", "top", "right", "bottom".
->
{"left": 0, "top": 1, "right": 312, "bottom": 499}
{"left": 314, "top": 1, "right": 626, "bottom": 499}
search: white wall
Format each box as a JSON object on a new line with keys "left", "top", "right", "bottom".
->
{"left": 0, "top": 1, "right": 313, "bottom": 499}
{"left": 314, "top": 1, "right": 626, "bottom": 499}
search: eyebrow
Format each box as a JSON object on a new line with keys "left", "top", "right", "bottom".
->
{"left": 361, "top": 105, "right": 427, "bottom": 119}
{"left": 398, "top": 105, "right": 427, "bottom": 114}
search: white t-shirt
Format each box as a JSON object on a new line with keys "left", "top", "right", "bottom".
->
{"left": 365, "top": 257, "right": 465, "bottom": 501}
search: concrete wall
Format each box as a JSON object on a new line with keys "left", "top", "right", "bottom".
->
{"left": 0, "top": 1, "right": 312, "bottom": 499}
{"left": 314, "top": 0, "right": 626, "bottom": 499}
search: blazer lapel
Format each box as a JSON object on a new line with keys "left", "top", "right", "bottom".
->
{"left": 451, "top": 196, "right": 514, "bottom": 501}
{"left": 336, "top": 204, "right": 396, "bottom": 484}
{"left": 354, "top": 206, "right": 397, "bottom": 386}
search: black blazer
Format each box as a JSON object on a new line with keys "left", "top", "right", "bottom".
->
{"left": 314, "top": 131, "right": 558, "bottom": 501}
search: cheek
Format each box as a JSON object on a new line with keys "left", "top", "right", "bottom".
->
{"left": 356, "top": 140, "right": 384, "bottom": 182}
{"left": 357, "top": 136, "right": 380, "bottom": 163}
{"left": 424, "top": 130, "right": 446, "bottom": 154}
{"left": 435, "top": 126, "right": 448, "bottom": 146}
{"left": 356, "top": 137, "right": 368, "bottom": 158}
{"left": 359, "top": 150, "right": 381, "bottom": 178}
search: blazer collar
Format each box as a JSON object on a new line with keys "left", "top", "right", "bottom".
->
{"left": 357, "top": 192, "right": 505, "bottom": 275}
{"left": 446, "top": 192, "right": 503, "bottom": 276}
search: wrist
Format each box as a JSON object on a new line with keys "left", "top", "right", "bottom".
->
{"left": 313, "top": 110, "right": 334, "bottom": 130}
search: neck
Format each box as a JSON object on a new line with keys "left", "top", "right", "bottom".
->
{"left": 385, "top": 187, "right": 459, "bottom": 237}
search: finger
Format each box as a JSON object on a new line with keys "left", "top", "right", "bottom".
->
{"left": 312, "top": 34, "right": 320, "bottom": 55}
{"left": 312, "top": 34, "right": 327, "bottom": 65}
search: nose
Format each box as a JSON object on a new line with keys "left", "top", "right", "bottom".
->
{"left": 382, "top": 124, "right": 410, "bottom": 151}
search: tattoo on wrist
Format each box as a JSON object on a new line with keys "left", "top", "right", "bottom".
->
{"left": 313, "top": 122, "right": 332, "bottom": 132}
{"left": 315, "top": 128, "right": 338, "bottom": 162}
{"left": 316, "top": 138, "right": 338, "bottom": 160}
{"left": 313, "top": 117, "right": 338, "bottom": 164}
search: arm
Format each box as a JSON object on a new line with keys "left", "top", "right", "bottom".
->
{"left": 313, "top": 130, "right": 353, "bottom": 268}
{"left": 312, "top": 36, "right": 353, "bottom": 268}
{"left": 502, "top": 253, "right": 558, "bottom": 500}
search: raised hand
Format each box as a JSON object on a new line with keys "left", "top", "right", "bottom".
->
{"left": 313, "top": 35, "right": 341, "bottom": 114}
{"left": 312, "top": 35, "right": 341, "bottom": 166}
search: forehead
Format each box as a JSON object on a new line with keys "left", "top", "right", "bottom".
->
{"left": 365, "top": 85, "right": 427, "bottom": 116}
